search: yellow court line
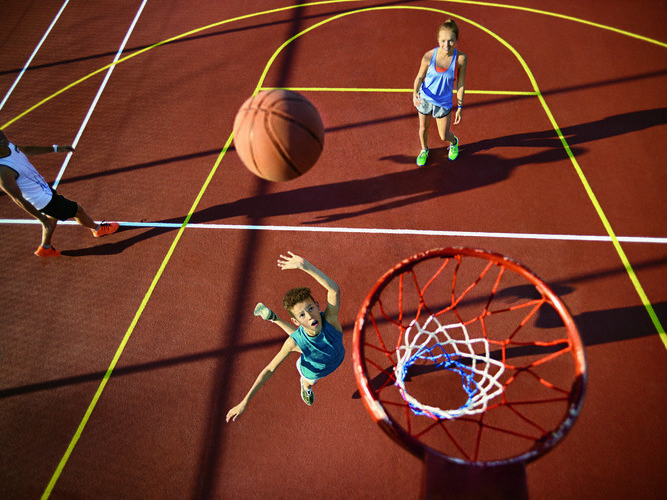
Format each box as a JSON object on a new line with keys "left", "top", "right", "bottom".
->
{"left": 36, "top": 2, "right": 666, "bottom": 497}
{"left": 262, "top": 86, "right": 538, "bottom": 96}
{"left": 2, "top": 2, "right": 341, "bottom": 129}
{"left": 41, "top": 132, "right": 236, "bottom": 499}
{"left": 437, "top": 0, "right": 667, "bottom": 48}
{"left": 256, "top": 4, "right": 666, "bottom": 341}
{"left": 4, "top": 0, "right": 664, "bottom": 129}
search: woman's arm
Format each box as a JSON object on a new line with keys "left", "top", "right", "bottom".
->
{"left": 453, "top": 52, "right": 467, "bottom": 125}
{"left": 413, "top": 51, "right": 432, "bottom": 106}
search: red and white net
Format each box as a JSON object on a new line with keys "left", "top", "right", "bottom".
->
{"left": 395, "top": 317, "right": 506, "bottom": 419}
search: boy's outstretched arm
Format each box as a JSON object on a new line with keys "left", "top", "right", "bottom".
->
{"left": 277, "top": 251, "right": 340, "bottom": 315}
{"left": 226, "top": 337, "right": 298, "bottom": 422}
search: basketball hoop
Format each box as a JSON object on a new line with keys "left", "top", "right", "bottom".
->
{"left": 353, "top": 248, "right": 586, "bottom": 499}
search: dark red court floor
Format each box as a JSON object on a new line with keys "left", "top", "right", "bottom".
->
{"left": 1, "top": 1, "right": 665, "bottom": 499}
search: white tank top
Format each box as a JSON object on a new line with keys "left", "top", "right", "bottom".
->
{"left": 0, "top": 143, "right": 53, "bottom": 210}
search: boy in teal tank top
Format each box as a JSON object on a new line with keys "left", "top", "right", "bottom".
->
{"left": 226, "top": 252, "right": 343, "bottom": 422}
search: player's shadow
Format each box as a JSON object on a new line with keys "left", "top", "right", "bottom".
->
{"left": 61, "top": 107, "right": 664, "bottom": 255}
{"left": 65, "top": 142, "right": 578, "bottom": 257}
{"left": 383, "top": 106, "right": 666, "bottom": 167}
{"left": 464, "top": 106, "right": 667, "bottom": 154}
{"left": 60, "top": 224, "right": 177, "bottom": 256}
{"left": 225, "top": 106, "right": 667, "bottom": 224}
{"left": 191, "top": 144, "right": 579, "bottom": 226}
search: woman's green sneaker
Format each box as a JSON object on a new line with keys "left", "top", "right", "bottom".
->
{"left": 416, "top": 148, "right": 429, "bottom": 166}
{"left": 448, "top": 136, "right": 459, "bottom": 161}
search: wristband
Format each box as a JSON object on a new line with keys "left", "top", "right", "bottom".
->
{"left": 53, "top": 145, "right": 58, "bottom": 152}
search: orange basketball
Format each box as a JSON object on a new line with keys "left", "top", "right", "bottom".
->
{"left": 233, "top": 90, "right": 325, "bottom": 182}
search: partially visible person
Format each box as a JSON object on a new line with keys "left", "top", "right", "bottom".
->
{"left": 0, "top": 129, "right": 119, "bottom": 256}
{"left": 413, "top": 18, "right": 468, "bottom": 165}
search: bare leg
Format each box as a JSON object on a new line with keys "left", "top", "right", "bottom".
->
{"left": 73, "top": 205, "right": 97, "bottom": 230}
{"left": 40, "top": 216, "right": 58, "bottom": 246}
{"left": 418, "top": 113, "right": 431, "bottom": 150}
{"left": 436, "top": 113, "right": 456, "bottom": 145}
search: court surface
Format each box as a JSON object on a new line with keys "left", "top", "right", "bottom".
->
{"left": 1, "top": 1, "right": 666, "bottom": 498}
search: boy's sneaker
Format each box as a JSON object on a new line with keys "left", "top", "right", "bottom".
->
{"left": 35, "top": 245, "right": 61, "bottom": 257}
{"left": 301, "top": 383, "right": 314, "bottom": 406}
{"left": 448, "top": 136, "right": 459, "bottom": 161}
{"left": 416, "top": 148, "right": 429, "bottom": 166}
{"left": 92, "top": 222, "right": 119, "bottom": 238}
{"left": 254, "top": 302, "right": 277, "bottom": 321}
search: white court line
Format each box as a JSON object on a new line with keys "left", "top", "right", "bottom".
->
{"left": 0, "top": 1, "right": 71, "bottom": 112}
{"left": 2, "top": 218, "right": 665, "bottom": 244}
{"left": 53, "top": 0, "right": 148, "bottom": 188}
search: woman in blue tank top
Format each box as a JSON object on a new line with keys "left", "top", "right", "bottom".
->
{"left": 413, "top": 19, "right": 468, "bottom": 165}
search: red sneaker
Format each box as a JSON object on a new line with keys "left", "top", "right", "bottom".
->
{"left": 92, "top": 222, "right": 119, "bottom": 238}
{"left": 35, "top": 245, "right": 61, "bottom": 257}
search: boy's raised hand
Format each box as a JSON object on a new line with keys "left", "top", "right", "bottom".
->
{"left": 277, "top": 251, "right": 307, "bottom": 271}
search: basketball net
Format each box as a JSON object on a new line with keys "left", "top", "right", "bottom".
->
{"left": 394, "top": 316, "right": 505, "bottom": 420}
{"left": 354, "top": 248, "right": 587, "bottom": 467}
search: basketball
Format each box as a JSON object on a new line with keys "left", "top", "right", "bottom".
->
{"left": 233, "top": 89, "right": 325, "bottom": 182}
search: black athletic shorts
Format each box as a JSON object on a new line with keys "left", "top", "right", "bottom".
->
{"left": 40, "top": 189, "right": 78, "bottom": 221}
